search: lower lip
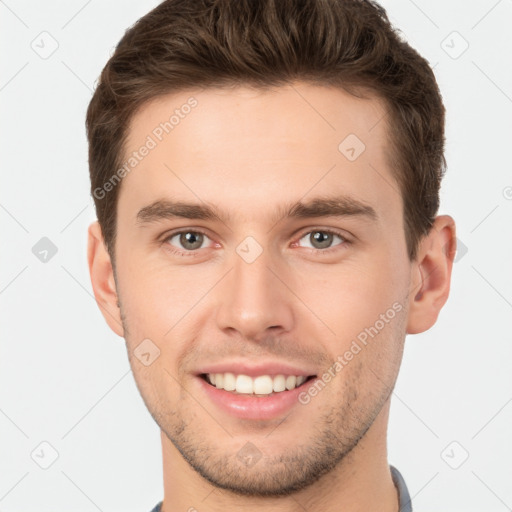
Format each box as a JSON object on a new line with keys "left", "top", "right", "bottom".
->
{"left": 196, "top": 375, "right": 317, "bottom": 421}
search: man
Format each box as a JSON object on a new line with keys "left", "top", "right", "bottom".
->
{"left": 86, "top": 0, "right": 456, "bottom": 510}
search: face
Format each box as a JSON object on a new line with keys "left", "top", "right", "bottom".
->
{"left": 101, "top": 83, "right": 415, "bottom": 495}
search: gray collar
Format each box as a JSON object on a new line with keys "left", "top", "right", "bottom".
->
{"left": 391, "top": 465, "right": 413, "bottom": 511}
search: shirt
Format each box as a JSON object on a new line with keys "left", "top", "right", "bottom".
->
{"left": 149, "top": 464, "right": 412, "bottom": 511}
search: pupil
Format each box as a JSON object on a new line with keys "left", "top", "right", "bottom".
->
{"left": 181, "top": 232, "right": 203, "bottom": 250}
{"left": 312, "top": 231, "right": 332, "bottom": 249}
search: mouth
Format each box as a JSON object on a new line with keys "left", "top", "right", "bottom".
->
{"left": 199, "top": 372, "right": 317, "bottom": 397}
{"left": 196, "top": 371, "right": 319, "bottom": 420}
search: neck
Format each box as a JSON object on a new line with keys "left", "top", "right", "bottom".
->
{"left": 159, "top": 401, "right": 399, "bottom": 512}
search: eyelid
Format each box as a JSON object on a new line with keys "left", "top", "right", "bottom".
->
{"left": 294, "top": 226, "right": 352, "bottom": 242}
{"left": 160, "top": 227, "right": 216, "bottom": 256}
{"left": 292, "top": 227, "right": 351, "bottom": 252}
{"left": 160, "top": 227, "right": 212, "bottom": 242}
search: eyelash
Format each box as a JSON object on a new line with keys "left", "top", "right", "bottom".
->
{"left": 161, "top": 228, "right": 351, "bottom": 258}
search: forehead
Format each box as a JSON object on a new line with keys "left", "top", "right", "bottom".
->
{"left": 119, "top": 82, "right": 397, "bottom": 224}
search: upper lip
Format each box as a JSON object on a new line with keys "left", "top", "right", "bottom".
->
{"left": 194, "top": 360, "right": 317, "bottom": 378}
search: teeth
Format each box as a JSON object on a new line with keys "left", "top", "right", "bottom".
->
{"left": 223, "top": 372, "right": 236, "bottom": 391}
{"left": 273, "top": 374, "right": 286, "bottom": 392}
{"left": 286, "top": 375, "right": 297, "bottom": 390}
{"left": 236, "top": 375, "right": 255, "bottom": 394}
{"left": 205, "top": 373, "right": 309, "bottom": 395}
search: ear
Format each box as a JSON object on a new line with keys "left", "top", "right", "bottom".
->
{"left": 406, "top": 215, "right": 457, "bottom": 334}
{"left": 87, "top": 221, "right": 124, "bottom": 337}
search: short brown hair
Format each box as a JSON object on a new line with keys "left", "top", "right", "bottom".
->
{"left": 86, "top": 0, "right": 446, "bottom": 262}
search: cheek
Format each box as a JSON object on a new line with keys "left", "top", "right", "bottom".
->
{"left": 293, "top": 256, "right": 408, "bottom": 385}
{"left": 117, "top": 247, "right": 188, "bottom": 309}
{"left": 298, "top": 257, "right": 406, "bottom": 332}
{"left": 116, "top": 254, "right": 215, "bottom": 354}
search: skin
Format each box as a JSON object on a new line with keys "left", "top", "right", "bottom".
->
{"left": 88, "top": 82, "right": 456, "bottom": 512}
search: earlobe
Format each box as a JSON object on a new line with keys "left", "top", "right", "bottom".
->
{"left": 87, "top": 221, "right": 124, "bottom": 337}
{"left": 406, "top": 215, "right": 457, "bottom": 335}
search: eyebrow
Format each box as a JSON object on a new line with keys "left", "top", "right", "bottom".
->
{"left": 136, "top": 195, "right": 378, "bottom": 226}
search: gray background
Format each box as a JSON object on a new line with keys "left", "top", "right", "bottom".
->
{"left": 1, "top": 0, "right": 511, "bottom": 510}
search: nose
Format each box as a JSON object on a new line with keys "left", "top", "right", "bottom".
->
{"left": 215, "top": 244, "right": 295, "bottom": 342}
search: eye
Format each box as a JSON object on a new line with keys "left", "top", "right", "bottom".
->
{"left": 296, "top": 229, "right": 347, "bottom": 251}
{"left": 164, "top": 230, "right": 211, "bottom": 254}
